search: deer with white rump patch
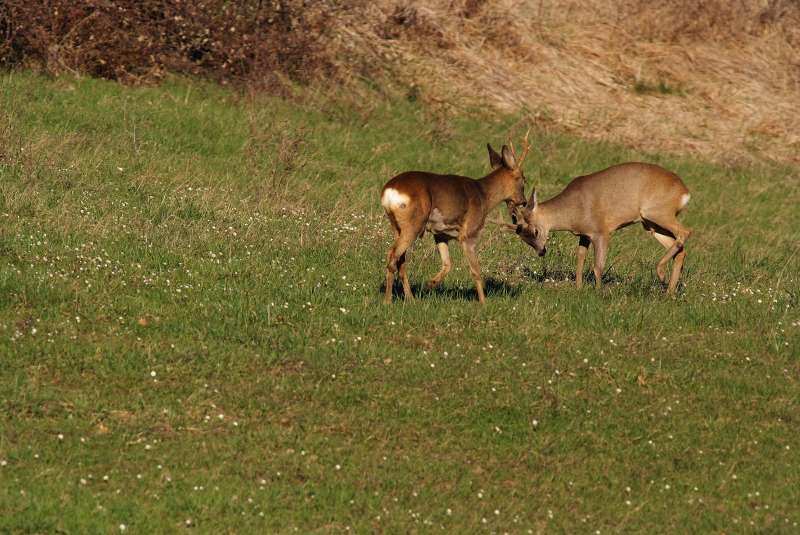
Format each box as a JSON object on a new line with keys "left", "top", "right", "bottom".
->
{"left": 381, "top": 133, "right": 531, "bottom": 304}
{"left": 503, "top": 162, "right": 691, "bottom": 293}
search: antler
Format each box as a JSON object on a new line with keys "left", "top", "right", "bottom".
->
{"left": 508, "top": 128, "right": 531, "bottom": 168}
{"left": 487, "top": 216, "right": 508, "bottom": 226}
{"left": 487, "top": 215, "right": 521, "bottom": 232}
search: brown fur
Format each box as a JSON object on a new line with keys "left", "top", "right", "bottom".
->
{"left": 515, "top": 162, "right": 691, "bottom": 293}
{"left": 381, "top": 143, "right": 528, "bottom": 304}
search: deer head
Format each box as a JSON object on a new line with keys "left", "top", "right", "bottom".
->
{"left": 487, "top": 129, "right": 531, "bottom": 222}
{"left": 518, "top": 188, "right": 549, "bottom": 256}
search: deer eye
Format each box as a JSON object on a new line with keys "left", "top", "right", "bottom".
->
{"left": 533, "top": 228, "right": 539, "bottom": 238}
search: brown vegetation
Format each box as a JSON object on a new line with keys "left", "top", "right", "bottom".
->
{"left": 2, "top": 0, "right": 799, "bottom": 165}
{"left": 0, "top": 0, "right": 335, "bottom": 83}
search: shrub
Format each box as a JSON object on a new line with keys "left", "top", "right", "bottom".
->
{"left": 0, "top": 0, "right": 337, "bottom": 84}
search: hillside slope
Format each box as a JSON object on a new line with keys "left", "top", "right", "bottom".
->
{"left": 331, "top": 0, "right": 800, "bottom": 165}
{"left": 3, "top": 1, "right": 798, "bottom": 164}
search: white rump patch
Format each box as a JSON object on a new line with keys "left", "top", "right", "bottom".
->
{"left": 679, "top": 193, "right": 691, "bottom": 210}
{"left": 382, "top": 188, "right": 410, "bottom": 210}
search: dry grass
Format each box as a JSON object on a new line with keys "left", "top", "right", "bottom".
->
{"left": 3, "top": 0, "right": 798, "bottom": 165}
{"left": 325, "top": 0, "right": 800, "bottom": 166}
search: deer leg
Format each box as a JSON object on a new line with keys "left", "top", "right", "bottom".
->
{"left": 384, "top": 252, "right": 396, "bottom": 304}
{"left": 383, "top": 221, "right": 400, "bottom": 304}
{"left": 667, "top": 248, "right": 687, "bottom": 294}
{"left": 592, "top": 234, "right": 609, "bottom": 289}
{"left": 645, "top": 216, "right": 692, "bottom": 291}
{"left": 650, "top": 230, "right": 675, "bottom": 283}
{"left": 575, "top": 235, "right": 591, "bottom": 289}
{"left": 461, "top": 238, "right": 486, "bottom": 304}
{"left": 397, "top": 252, "right": 413, "bottom": 300}
{"left": 426, "top": 238, "right": 452, "bottom": 290}
{"left": 384, "top": 229, "right": 417, "bottom": 303}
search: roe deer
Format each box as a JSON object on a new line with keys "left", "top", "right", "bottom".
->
{"left": 505, "top": 162, "right": 691, "bottom": 293}
{"left": 381, "top": 133, "right": 531, "bottom": 304}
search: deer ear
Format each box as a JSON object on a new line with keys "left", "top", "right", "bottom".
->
{"left": 487, "top": 144, "right": 503, "bottom": 168}
{"left": 501, "top": 145, "right": 516, "bottom": 169}
{"left": 525, "top": 188, "right": 537, "bottom": 214}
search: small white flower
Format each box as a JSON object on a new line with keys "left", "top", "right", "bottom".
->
{"left": 119, "top": 524, "right": 127, "bottom": 531}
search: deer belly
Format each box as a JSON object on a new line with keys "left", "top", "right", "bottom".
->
{"left": 426, "top": 208, "right": 460, "bottom": 238}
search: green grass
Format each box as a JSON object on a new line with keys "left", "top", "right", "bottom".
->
{"left": 632, "top": 79, "right": 685, "bottom": 96}
{"left": 1, "top": 71, "right": 799, "bottom": 533}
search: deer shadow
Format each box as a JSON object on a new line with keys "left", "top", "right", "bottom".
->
{"left": 521, "top": 265, "right": 627, "bottom": 285}
{"left": 380, "top": 276, "right": 520, "bottom": 302}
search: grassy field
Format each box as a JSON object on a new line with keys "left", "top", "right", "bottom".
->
{"left": 1, "top": 71, "right": 799, "bottom": 533}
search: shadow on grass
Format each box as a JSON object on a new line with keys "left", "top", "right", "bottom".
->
{"left": 520, "top": 265, "right": 687, "bottom": 295}
{"left": 381, "top": 276, "right": 521, "bottom": 301}
{"left": 521, "top": 265, "right": 634, "bottom": 286}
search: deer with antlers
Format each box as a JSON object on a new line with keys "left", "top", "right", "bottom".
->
{"left": 380, "top": 133, "right": 531, "bottom": 304}
{"left": 498, "top": 162, "right": 691, "bottom": 293}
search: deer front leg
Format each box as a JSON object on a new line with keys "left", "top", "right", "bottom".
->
{"left": 426, "top": 238, "right": 452, "bottom": 290}
{"left": 592, "top": 234, "right": 609, "bottom": 289}
{"left": 461, "top": 238, "right": 486, "bottom": 304}
{"left": 575, "top": 235, "right": 591, "bottom": 289}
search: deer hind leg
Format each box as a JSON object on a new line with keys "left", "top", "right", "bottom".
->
{"left": 591, "top": 234, "right": 609, "bottom": 289}
{"left": 647, "top": 227, "right": 676, "bottom": 283}
{"left": 394, "top": 230, "right": 418, "bottom": 302}
{"left": 461, "top": 238, "right": 485, "bottom": 304}
{"left": 426, "top": 237, "right": 452, "bottom": 290}
{"left": 643, "top": 214, "right": 692, "bottom": 293}
{"left": 397, "top": 251, "right": 413, "bottom": 300}
{"left": 383, "top": 216, "right": 400, "bottom": 304}
{"left": 575, "top": 235, "right": 591, "bottom": 289}
{"left": 384, "top": 218, "right": 419, "bottom": 303}
{"left": 667, "top": 248, "right": 687, "bottom": 294}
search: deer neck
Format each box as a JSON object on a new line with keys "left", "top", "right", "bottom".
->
{"left": 478, "top": 169, "right": 510, "bottom": 212}
{"left": 539, "top": 190, "right": 581, "bottom": 232}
